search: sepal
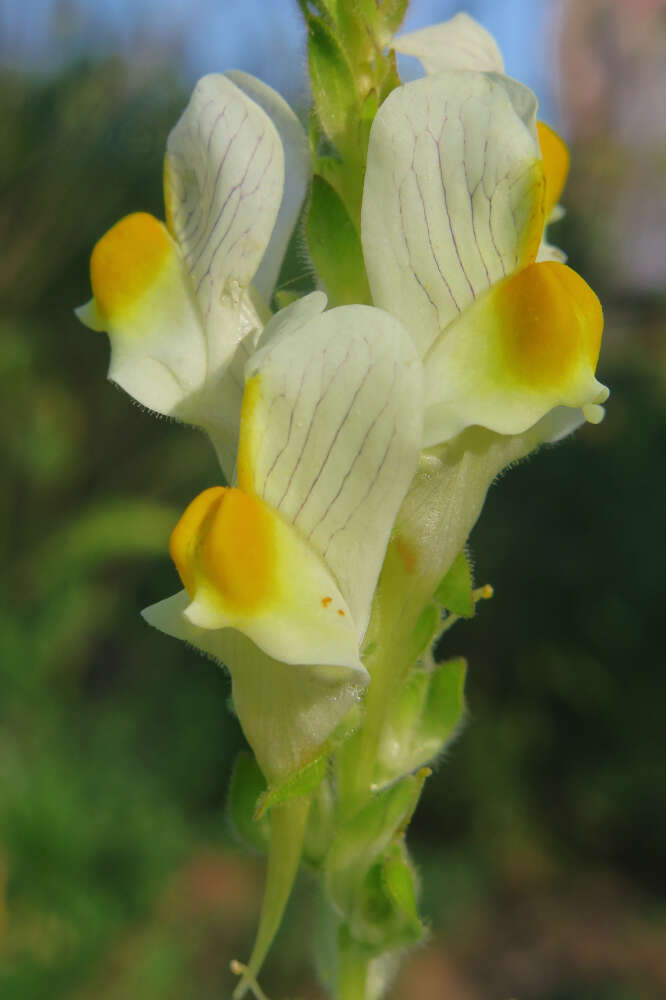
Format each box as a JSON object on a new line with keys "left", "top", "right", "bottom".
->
{"left": 375, "top": 657, "right": 467, "bottom": 789}
{"left": 228, "top": 752, "right": 270, "bottom": 853}
{"left": 255, "top": 755, "right": 327, "bottom": 819}
{"left": 307, "top": 174, "right": 371, "bottom": 306}
{"left": 232, "top": 796, "right": 311, "bottom": 999}
{"left": 306, "top": 12, "right": 359, "bottom": 159}
{"left": 434, "top": 549, "right": 475, "bottom": 618}
{"left": 325, "top": 772, "right": 427, "bottom": 947}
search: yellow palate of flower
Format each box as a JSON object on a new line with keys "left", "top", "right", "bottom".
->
{"left": 496, "top": 261, "right": 603, "bottom": 389}
{"left": 168, "top": 483, "right": 363, "bottom": 668}
{"left": 170, "top": 486, "right": 275, "bottom": 615}
{"left": 423, "top": 258, "right": 607, "bottom": 444}
{"left": 537, "top": 121, "right": 571, "bottom": 220}
{"left": 236, "top": 375, "right": 263, "bottom": 496}
{"left": 90, "top": 212, "right": 172, "bottom": 320}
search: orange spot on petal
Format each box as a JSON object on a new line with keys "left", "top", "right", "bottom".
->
{"left": 337, "top": 609, "right": 345, "bottom": 617}
{"left": 395, "top": 534, "right": 417, "bottom": 574}
{"left": 321, "top": 596, "right": 333, "bottom": 608}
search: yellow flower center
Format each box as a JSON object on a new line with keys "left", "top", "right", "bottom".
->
{"left": 236, "top": 375, "right": 263, "bottom": 495}
{"left": 495, "top": 261, "right": 603, "bottom": 389}
{"left": 90, "top": 212, "right": 171, "bottom": 320}
{"left": 537, "top": 121, "right": 570, "bottom": 219}
{"left": 169, "top": 486, "right": 276, "bottom": 614}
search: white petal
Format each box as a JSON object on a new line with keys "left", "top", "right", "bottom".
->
{"left": 142, "top": 590, "right": 365, "bottom": 782}
{"left": 168, "top": 485, "right": 367, "bottom": 672}
{"left": 76, "top": 213, "right": 208, "bottom": 416}
{"left": 193, "top": 286, "right": 267, "bottom": 478}
{"left": 536, "top": 406, "right": 586, "bottom": 442}
{"left": 76, "top": 211, "right": 265, "bottom": 482}
{"left": 255, "top": 291, "right": 328, "bottom": 351}
{"left": 394, "top": 13, "right": 504, "bottom": 75}
{"left": 362, "top": 71, "right": 545, "bottom": 357}
{"left": 536, "top": 238, "right": 567, "bottom": 263}
{"left": 163, "top": 72, "right": 287, "bottom": 474}
{"left": 225, "top": 70, "right": 309, "bottom": 302}
{"left": 164, "top": 72, "right": 283, "bottom": 324}
{"left": 489, "top": 72, "right": 539, "bottom": 137}
{"left": 422, "top": 261, "right": 608, "bottom": 444}
{"left": 238, "top": 305, "right": 423, "bottom": 639}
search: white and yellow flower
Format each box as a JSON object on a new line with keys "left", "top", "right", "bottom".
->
{"left": 76, "top": 71, "right": 309, "bottom": 480}
{"left": 143, "top": 297, "right": 423, "bottom": 780}
{"left": 363, "top": 14, "right": 608, "bottom": 446}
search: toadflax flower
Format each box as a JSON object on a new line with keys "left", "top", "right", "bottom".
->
{"left": 76, "top": 72, "right": 424, "bottom": 783}
{"left": 76, "top": 70, "right": 309, "bottom": 480}
{"left": 143, "top": 296, "right": 423, "bottom": 781}
{"left": 363, "top": 13, "right": 609, "bottom": 447}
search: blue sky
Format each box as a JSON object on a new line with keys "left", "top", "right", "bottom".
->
{"left": 0, "top": 0, "right": 558, "bottom": 120}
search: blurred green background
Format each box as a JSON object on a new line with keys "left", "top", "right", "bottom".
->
{"left": 1, "top": 1, "right": 665, "bottom": 997}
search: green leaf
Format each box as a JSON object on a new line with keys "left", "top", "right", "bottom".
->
{"left": 374, "top": 657, "right": 467, "bottom": 788}
{"left": 227, "top": 752, "right": 270, "bottom": 853}
{"left": 420, "top": 656, "right": 467, "bottom": 751}
{"left": 325, "top": 771, "right": 427, "bottom": 920}
{"left": 234, "top": 797, "right": 311, "bottom": 996}
{"left": 381, "top": 0, "right": 409, "bottom": 39}
{"left": 355, "top": 0, "right": 379, "bottom": 32}
{"left": 376, "top": 840, "right": 425, "bottom": 947}
{"left": 408, "top": 601, "right": 440, "bottom": 661}
{"left": 333, "top": 833, "right": 425, "bottom": 950}
{"left": 336, "top": 2, "right": 373, "bottom": 69}
{"left": 273, "top": 289, "right": 303, "bottom": 311}
{"left": 382, "top": 841, "right": 420, "bottom": 925}
{"left": 377, "top": 46, "right": 402, "bottom": 103}
{"left": 434, "top": 549, "right": 475, "bottom": 617}
{"left": 307, "top": 174, "right": 371, "bottom": 306}
{"left": 307, "top": 14, "right": 359, "bottom": 154}
{"left": 317, "top": 0, "right": 341, "bottom": 25}
{"left": 255, "top": 754, "right": 327, "bottom": 818}
{"left": 298, "top": 0, "right": 339, "bottom": 25}
{"left": 374, "top": 669, "right": 429, "bottom": 788}
{"left": 357, "top": 87, "right": 379, "bottom": 153}
{"left": 303, "top": 776, "right": 335, "bottom": 867}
